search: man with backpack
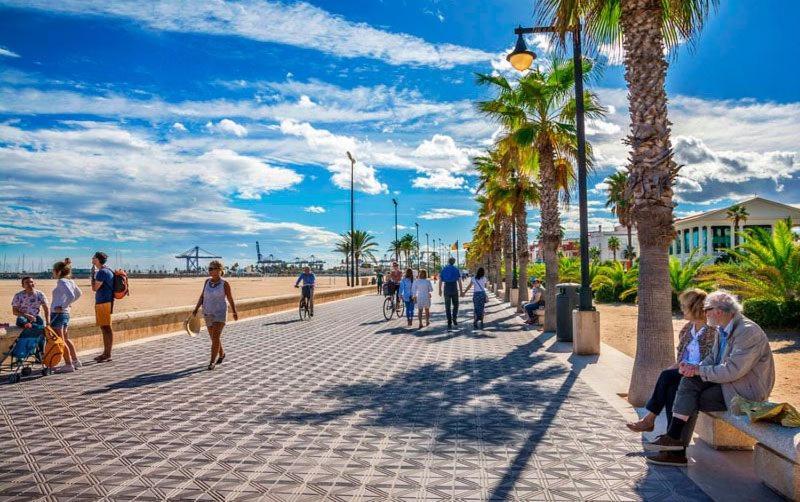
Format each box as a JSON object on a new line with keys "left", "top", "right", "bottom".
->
{"left": 91, "top": 251, "right": 115, "bottom": 363}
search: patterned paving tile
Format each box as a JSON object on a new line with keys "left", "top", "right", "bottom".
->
{"left": 0, "top": 293, "right": 711, "bottom": 501}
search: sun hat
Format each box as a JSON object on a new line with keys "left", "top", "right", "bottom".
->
{"left": 184, "top": 313, "right": 202, "bottom": 337}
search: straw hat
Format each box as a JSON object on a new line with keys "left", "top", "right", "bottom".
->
{"left": 184, "top": 313, "right": 202, "bottom": 337}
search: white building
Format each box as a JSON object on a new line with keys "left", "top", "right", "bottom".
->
{"left": 671, "top": 196, "right": 800, "bottom": 263}
{"left": 588, "top": 224, "right": 640, "bottom": 262}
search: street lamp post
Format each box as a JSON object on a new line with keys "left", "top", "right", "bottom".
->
{"left": 391, "top": 198, "right": 399, "bottom": 264}
{"left": 425, "top": 233, "right": 429, "bottom": 272}
{"left": 347, "top": 151, "right": 356, "bottom": 288}
{"left": 507, "top": 23, "right": 593, "bottom": 312}
{"left": 415, "top": 222, "right": 420, "bottom": 270}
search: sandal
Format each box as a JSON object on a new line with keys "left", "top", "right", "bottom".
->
{"left": 94, "top": 354, "right": 112, "bottom": 363}
{"left": 216, "top": 354, "right": 225, "bottom": 365}
{"left": 626, "top": 420, "right": 655, "bottom": 433}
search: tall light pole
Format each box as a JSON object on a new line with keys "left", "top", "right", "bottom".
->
{"left": 414, "top": 222, "right": 420, "bottom": 270}
{"left": 347, "top": 151, "right": 356, "bottom": 288}
{"left": 507, "top": 23, "right": 592, "bottom": 312}
{"left": 425, "top": 232, "right": 429, "bottom": 272}
{"left": 391, "top": 198, "right": 399, "bottom": 264}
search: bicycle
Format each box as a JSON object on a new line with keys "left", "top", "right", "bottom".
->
{"left": 297, "top": 285, "right": 314, "bottom": 321}
{"left": 382, "top": 287, "right": 404, "bottom": 320}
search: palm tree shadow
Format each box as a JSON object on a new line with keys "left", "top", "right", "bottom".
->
{"left": 83, "top": 367, "right": 205, "bottom": 395}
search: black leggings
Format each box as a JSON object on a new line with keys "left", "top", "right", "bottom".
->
{"left": 645, "top": 368, "right": 682, "bottom": 425}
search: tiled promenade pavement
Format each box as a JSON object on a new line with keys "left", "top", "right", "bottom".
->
{"left": 0, "top": 292, "right": 711, "bottom": 501}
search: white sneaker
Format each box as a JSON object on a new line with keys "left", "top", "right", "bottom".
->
{"left": 55, "top": 364, "right": 75, "bottom": 374}
{"left": 73, "top": 360, "right": 82, "bottom": 369}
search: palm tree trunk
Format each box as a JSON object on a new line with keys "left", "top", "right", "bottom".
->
{"left": 516, "top": 199, "right": 530, "bottom": 308}
{"left": 345, "top": 254, "right": 350, "bottom": 286}
{"left": 492, "top": 230, "right": 502, "bottom": 291}
{"left": 538, "top": 142, "right": 560, "bottom": 333}
{"left": 627, "top": 224, "right": 633, "bottom": 270}
{"left": 355, "top": 252, "right": 360, "bottom": 285}
{"left": 502, "top": 217, "right": 513, "bottom": 302}
{"left": 621, "top": 0, "right": 678, "bottom": 406}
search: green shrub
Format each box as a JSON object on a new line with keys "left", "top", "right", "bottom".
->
{"left": 594, "top": 284, "right": 617, "bottom": 303}
{"left": 743, "top": 298, "right": 800, "bottom": 328}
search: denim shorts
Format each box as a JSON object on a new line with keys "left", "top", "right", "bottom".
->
{"left": 50, "top": 312, "right": 70, "bottom": 329}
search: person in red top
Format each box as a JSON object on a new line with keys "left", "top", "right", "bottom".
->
{"left": 388, "top": 262, "right": 403, "bottom": 301}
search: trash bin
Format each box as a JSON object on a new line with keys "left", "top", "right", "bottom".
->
{"left": 556, "top": 283, "right": 580, "bottom": 342}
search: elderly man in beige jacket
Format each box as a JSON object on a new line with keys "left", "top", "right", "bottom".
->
{"left": 644, "top": 290, "right": 775, "bottom": 466}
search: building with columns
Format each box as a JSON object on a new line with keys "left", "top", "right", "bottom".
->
{"left": 671, "top": 196, "right": 800, "bottom": 263}
{"left": 588, "top": 224, "right": 640, "bottom": 262}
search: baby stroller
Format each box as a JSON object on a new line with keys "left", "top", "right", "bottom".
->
{"left": 1, "top": 322, "right": 48, "bottom": 384}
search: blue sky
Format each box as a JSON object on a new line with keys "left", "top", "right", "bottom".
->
{"left": 1, "top": 0, "right": 798, "bottom": 271}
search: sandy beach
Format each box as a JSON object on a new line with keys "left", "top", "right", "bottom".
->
{"left": 1, "top": 276, "right": 353, "bottom": 320}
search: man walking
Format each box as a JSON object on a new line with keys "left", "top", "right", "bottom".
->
{"left": 91, "top": 251, "right": 115, "bottom": 363}
{"left": 438, "top": 257, "right": 462, "bottom": 329}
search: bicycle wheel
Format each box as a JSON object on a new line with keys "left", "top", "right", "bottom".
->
{"left": 395, "top": 297, "right": 404, "bottom": 316}
{"left": 299, "top": 298, "right": 309, "bottom": 320}
{"left": 382, "top": 296, "right": 395, "bottom": 320}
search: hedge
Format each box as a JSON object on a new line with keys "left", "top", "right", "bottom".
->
{"left": 742, "top": 298, "right": 800, "bottom": 329}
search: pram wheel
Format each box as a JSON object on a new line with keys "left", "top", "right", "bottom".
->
{"left": 8, "top": 374, "right": 21, "bottom": 384}
{"left": 41, "top": 368, "right": 50, "bottom": 377}
{"left": 21, "top": 367, "right": 31, "bottom": 377}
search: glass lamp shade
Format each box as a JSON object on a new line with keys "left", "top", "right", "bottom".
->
{"left": 506, "top": 51, "right": 535, "bottom": 71}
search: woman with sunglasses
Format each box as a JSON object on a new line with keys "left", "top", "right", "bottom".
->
{"left": 192, "top": 260, "right": 238, "bottom": 370}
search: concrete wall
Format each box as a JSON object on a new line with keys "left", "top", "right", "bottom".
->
{"left": 1, "top": 286, "right": 374, "bottom": 355}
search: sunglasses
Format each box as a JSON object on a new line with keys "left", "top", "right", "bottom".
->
{"left": 703, "top": 307, "right": 716, "bottom": 312}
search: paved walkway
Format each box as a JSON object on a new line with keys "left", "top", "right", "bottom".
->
{"left": 1, "top": 293, "right": 711, "bottom": 501}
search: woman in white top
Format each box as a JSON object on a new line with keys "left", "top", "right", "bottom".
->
{"left": 50, "top": 258, "right": 83, "bottom": 373}
{"left": 411, "top": 269, "right": 434, "bottom": 329}
{"left": 462, "top": 267, "right": 488, "bottom": 329}
{"left": 192, "top": 260, "right": 238, "bottom": 370}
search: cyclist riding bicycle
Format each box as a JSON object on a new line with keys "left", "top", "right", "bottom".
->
{"left": 387, "top": 262, "right": 403, "bottom": 301}
{"left": 294, "top": 266, "right": 316, "bottom": 316}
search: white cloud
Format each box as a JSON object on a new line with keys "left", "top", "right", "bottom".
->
{"left": 8, "top": 0, "right": 493, "bottom": 68}
{"left": 236, "top": 243, "right": 249, "bottom": 247}
{"left": 297, "top": 95, "right": 315, "bottom": 108}
{"left": 205, "top": 118, "right": 248, "bottom": 137}
{"left": 419, "top": 208, "right": 474, "bottom": 220}
{"left": 304, "top": 206, "right": 326, "bottom": 214}
{"left": 171, "top": 122, "right": 187, "bottom": 132}
{"left": 0, "top": 47, "right": 20, "bottom": 58}
{"left": 412, "top": 170, "right": 467, "bottom": 190}
{"left": 195, "top": 148, "right": 303, "bottom": 199}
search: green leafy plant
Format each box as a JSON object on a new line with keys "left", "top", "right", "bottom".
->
{"left": 591, "top": 261, "right": 638, "bottom": 303}
{"left": 668, "top": 248, "right": 712, "bottom": 309}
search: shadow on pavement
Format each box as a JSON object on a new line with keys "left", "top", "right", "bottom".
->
{"left": 82, "top": 367, "right": 205, "bottom": 395}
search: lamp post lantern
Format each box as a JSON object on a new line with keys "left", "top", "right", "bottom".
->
{"left": 347, "top": 151, "right": 356, "bottom": 288}
{"left": 507, "top": 23, "right": 593, "bottom": 312}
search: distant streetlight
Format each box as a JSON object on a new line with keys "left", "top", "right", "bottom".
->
{"left": 347, "top": 151, "right": 356, "bottom": 288}
{"left": 415, "top": 222, "right": 420, "bottom": 270}
{"left": 391, "top": 198, "right": 399, "bottom": 264}
{"left": 425, "top": 232, "right": 429, "bottom": 272}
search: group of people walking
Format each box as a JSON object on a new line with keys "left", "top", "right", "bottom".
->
{"left": 382, "top": 257, "right": 489, "bottom": 330}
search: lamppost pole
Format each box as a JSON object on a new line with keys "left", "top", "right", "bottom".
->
{"left": 507, "top": 23, "right": 592, "bottom": 311}
{"left": 415, "top": 222, "right": 420, "bottom": 270}
{"left": 392, "top": 198, "right": 399, "bottom": 264}
{"left": 425, "top": 233, "right": 429, "bottom": 272}
{"left": 347, "top": 151, "right": 356, "bottom": 288}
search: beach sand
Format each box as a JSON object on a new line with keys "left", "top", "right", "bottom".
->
{"left": 1, "top": 276, "right": 354, "bottom": 320}
{"left": 596, "top": 303, "right": 800, "bottom": 406}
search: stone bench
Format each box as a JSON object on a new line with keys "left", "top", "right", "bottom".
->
{"left": 698, "top": 410, "right": 800, "bottom": 499}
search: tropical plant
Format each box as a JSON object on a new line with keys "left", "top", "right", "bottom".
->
{"left": 607, "top": 236, "right": 621, "bottom": 262}
{"left": 350, "top": 230, "right": 379, "bottom": 282}
{"left": 334, "top": 235, "right": 352, "bottom": 286}
{"left": 533, "top": 0, "right": 718, "bottom": 405}
{"left": 477, "top": 57, "right": 605, "bottom": 329}
{"left": 726, "top": 203, "right": 749, "bottom": 248}
{"left": 589, "top": 246, "right": 601, "bottom": 262}
{"left": 592, "top": 261, "right": 639, "bottom": 303}
{"left": 605, "top": 169, "right": 634, "bottom": 265}
{"left": 668, "top": 248, "right": 711, "bottom": 309}
{"left": 711, "top": 220, "right": 800, "bottom": 301}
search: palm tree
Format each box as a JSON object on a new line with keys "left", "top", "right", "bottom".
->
{"left": 333, "top": 235, "right": 351, "bottom": 286}
{"left": 534, "top": 0, "right": 718, "bottom": 405}
{"left": 607, "top": 236, "right": 621, "bottom": 262}
{"left": 592, "top": 261, "right": 639, "bottom": 302}
{"left": 589, "top": 246, "right": 601, "bottom": 263}
{"left": 668, "top": 248, "right": 710, "bottom": 309}
{"left": 477, "top": 58, "right": 604, "bottom": 329}
{"left": 726, "top": 203, "right": 749, "bottom": 248}
{"left": 605, "top": 169, "right": 634, "bottom": 267}
{"left": 349, "top": 230, "right": 378, "bottom": 283}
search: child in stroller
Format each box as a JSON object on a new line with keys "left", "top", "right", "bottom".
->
{"left": 1, "top": 316, "right": 48, "bottom": 383}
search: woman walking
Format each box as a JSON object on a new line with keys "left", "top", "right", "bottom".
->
{"left": 192, "top": 260, "right": 238, "bottom": 370}
{"left": 462, "top": 267, "right": 488, "bottom": 329}
{"left": 411, "top": 270, "right": 433, "bottom": 329}
{"left": 50, "top": 258, "right": 82, "bottom": 373}
{"left": 399, "top": 268, "right": 415, "bottom": 327}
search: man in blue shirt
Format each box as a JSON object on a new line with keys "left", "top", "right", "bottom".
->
{"left": 294, "top": 267, "right": 316, "bottom": 316}
{"left": 438, "top": 257, "right": 462, "bottom": 329}
{"left": 91, "top": 251, "right": 115, "bottom": 363}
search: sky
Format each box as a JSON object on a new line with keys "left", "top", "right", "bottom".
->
{"left": 0, "top": 0, "right": 798, "bottom": 272}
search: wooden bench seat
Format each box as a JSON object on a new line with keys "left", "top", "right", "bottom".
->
{"left": 698, "top": 411, "right": 800, "bottom": 499}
